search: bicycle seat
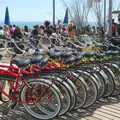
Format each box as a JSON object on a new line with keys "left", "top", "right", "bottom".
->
{"left": 12, "top": 58, "right": 31, "bottom": 67}
{"left": 105, "top": 51, "right": 120, "bottom": 56}
{"left": 48, "top": 52, "right": 62, "bottom": 59}
{"left": 31, "top": 55, "right": 44, "bottom": 64}
{"left": 75, "top": 54, "right": 83, "bottom": 60}
{"left": 109, "top": 45, "right": 120, "bottom": 51}
{"left": 81, "top": 52, "right": 94, "bottom": 58}
{"left": 64, "top": 56, "right": 76, "bottom": 64}
{"left": 61, "top": 52, "right": 73, "bottom": 58}
{"left": 39, "top": 58, "right": 49, "bottom": 68}
{"left": 95, "top": 53, "right": 105, "bottom": 58}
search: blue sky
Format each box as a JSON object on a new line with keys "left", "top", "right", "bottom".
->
{"left": 0, "top": 0, "right": 65, "bottom": 22}
{"left": 0, "top": 0, "right": 120, "bottom": 22}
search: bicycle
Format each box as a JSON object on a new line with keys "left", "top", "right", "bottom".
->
{"left": 0, "top": 55, "right": 62, "bottom": 120}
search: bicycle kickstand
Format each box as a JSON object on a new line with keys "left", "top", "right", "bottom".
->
{"left": 3, "top": 100, "right": 17, "bottom": 115}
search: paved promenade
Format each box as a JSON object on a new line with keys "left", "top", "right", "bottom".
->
{"left": 0, "top": 97, "right": 119, "bottom": 120}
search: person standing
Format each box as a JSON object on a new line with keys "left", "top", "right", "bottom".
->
{"left": 112, "top": 19, "right": 117, "bottom": 36}
{"left": 117, "top": 15, "right": 120, "bottom": 36}
{"left": 68, "top": 21, "right": 76, "bottom": 37}
{"left": 23, "top": 25, "right": 29, "bottom": 36}
{"left": 39, "top": 25, "right": 45, "bottom": 35}
{"left": 9, "top": 25, "right": 14, "bottom": 37}
{"left": 4, "top": 25, "right": 11, "bottom": 38}
{"left": 31, "top": 25, "right": 39, "bottom": 38}
{"left": 13, "top": 26, "right": 23, "bottom": 39}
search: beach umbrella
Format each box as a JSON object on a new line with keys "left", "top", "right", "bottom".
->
{"left": 4, "top": 7, "right": 10, "bottom": 25}
{"left": 63, "top": 8, "right": 69, "bottom": 25}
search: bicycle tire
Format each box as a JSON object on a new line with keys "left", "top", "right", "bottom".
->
{"left": 93, "top": 71, "right": 105, "bottom": 98}
{"left": 80, "top": 65, "right": 105, "bottom": 99}
{"left": 100, "top": 65, "right": 115, "bottom": 97}
{"left": 40, "top": 75, "right": 71, "bottom": 115}
{"left": 76, "top": 70, "right": 98, "bottom": 108}
{"left": 105, "top": 63, "right": 120, "bottom": 96}
{"left": 58, "top": 73, "right": 77, "bottom": 110}
{"left": 21, "top": 79, "right": 61, "bottom": 120}
{"left": 69, "top": 72, "right": 87, "bottom": 109}
{"left": 41, "top": 70, "right": 77, "bottom": 111}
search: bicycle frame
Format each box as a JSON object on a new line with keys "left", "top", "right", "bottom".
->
{"left": 0, "top": 63, "right": 32, "bottom": 104}
{"left": 0, "top": 59, "right": 63, "bottom": 104}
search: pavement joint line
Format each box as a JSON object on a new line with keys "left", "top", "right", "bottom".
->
{"left": 92, "top": 114, "right": 113, "bottom": 120}
{"left": 105, "top": 105, "right": 120, "bottom": 111}
{"left": 83, "top": 116, "right": 101, "bottom": 120}
{"left": 100, "top": 106, "right": 120, "bottom": 114}
{"left": 93, "top": 111, "right": 115, "bottom": 120}
{"left": 97, "top": 109, "right": 120, "bottom": 118}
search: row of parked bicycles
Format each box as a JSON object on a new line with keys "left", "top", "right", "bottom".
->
{"left": 0, "top": 34, "right": 120, "bottom": 119}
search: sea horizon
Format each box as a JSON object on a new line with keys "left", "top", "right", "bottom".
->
{"left": 0, "top": 21, "right": 43, "bottom": 28}
{"left": 0, "top": 21, "right": 98, "bottom": 28}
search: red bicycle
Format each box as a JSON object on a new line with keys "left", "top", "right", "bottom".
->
{"left": 0, "top": 55, "right": 62, "bottom": 120}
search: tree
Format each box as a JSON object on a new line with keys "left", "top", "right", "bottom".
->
{"left": 62, "top": 0, "right": 92, "bottom": 27}
{"left": 92, "top": 0, "right": 104, "bottom": 27}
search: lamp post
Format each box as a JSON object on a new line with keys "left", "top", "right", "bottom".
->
{"left": 53, "top": 0, "right": 55, "bottom": 25}
{"left": 104, "top": 0, "right": 106, "bottom": 32}
{"left": 108, "top": 0, "right": 112, "bottom": 36}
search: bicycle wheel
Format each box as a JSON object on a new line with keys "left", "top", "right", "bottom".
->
{"left": 105, "top": 63, "right": 120, "bottom": 96}
{"left": 75, "top": 70, "right": 98, "bottom": 108}
{"left": 40, "top": 75, "right": 71, "bottom": 115}
{"left": 80, "top": 65, "right": 105, "bottom": 99}
{"left": 20, "top": 79, "right": 61, "bottom": 120}
{"left": 100, "top": 65, "right": 115, "bottom": 97}
{"left": 93, "top": 71, "right": 105, "bottom": 99}
{"left": 67, "top": 72, "right": 87, "bottom": 110}
{"left": 58, "top": 74, "right": 77, "bottom": 110}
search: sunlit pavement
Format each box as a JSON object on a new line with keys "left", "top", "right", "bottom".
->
{"left": 0, "top": 96, "right": 120, "bottom": 120}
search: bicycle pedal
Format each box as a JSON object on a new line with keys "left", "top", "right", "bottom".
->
{"left": 7, "top": 101, "right": 17, "bottom": 110}
{"left": 10, "top": 102, "right": 17, "bottom": 109}
{"left": 2, "top": 108, "right": 10, "bottom": 115}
